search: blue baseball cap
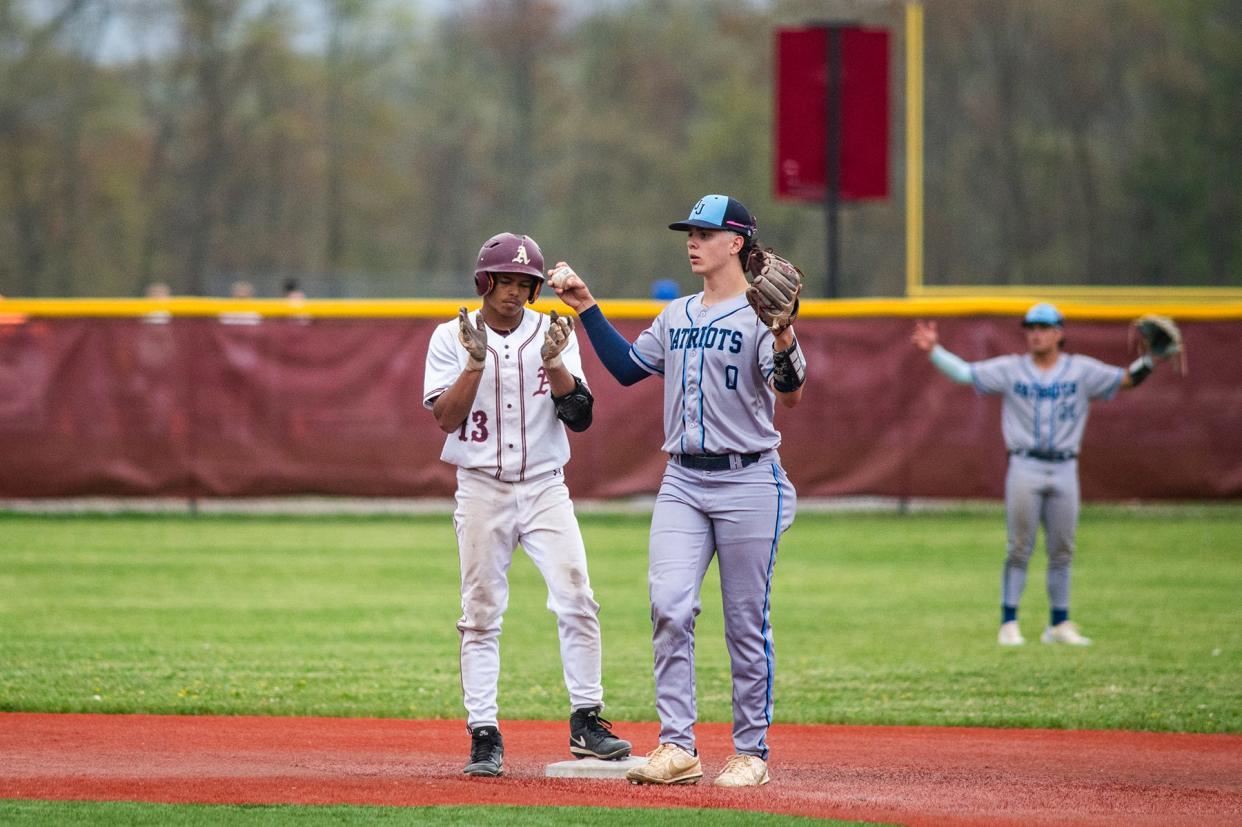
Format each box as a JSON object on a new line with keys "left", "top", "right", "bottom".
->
{"left": 668, "top": 194, "right": 757, "bottom": 238}
{"left": 1022, "top": 302, "right": 1064, "bottom": 327}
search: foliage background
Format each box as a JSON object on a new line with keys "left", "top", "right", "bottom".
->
{"left": 1, "top": 0, "right": 1238, "bottom": 300}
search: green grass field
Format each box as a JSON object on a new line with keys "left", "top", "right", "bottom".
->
{"left": 3, "top": 506, "right": 1239, "bottom": 732}
{"left": 0, "top": 801, "right": 866, "bottom": 826}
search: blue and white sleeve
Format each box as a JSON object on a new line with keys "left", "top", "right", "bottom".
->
{"left": 930, "top": 344, "right": 973, "bottom": 384}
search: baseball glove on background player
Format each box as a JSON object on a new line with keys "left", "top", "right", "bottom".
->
{"left": 1132, "top": 313, "right": 1186, "bottom": 373}
{"left": 745, "top": 248, "right": 803, "bottom": 333}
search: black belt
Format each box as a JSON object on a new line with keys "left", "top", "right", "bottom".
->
{"left": 672, "top": 452, "right": 761, "bottom": 471}
{"left": 1010, "top": 449, "right": 1077, "bottom": 462}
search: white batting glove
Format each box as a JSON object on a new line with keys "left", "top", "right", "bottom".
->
{"left": 458, "top": 306, "right": 487, "bottom": 371}
{"left": 541, "top": 309, "right": 573, "bottom": 369}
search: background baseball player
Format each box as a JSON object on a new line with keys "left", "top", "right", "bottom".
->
{"left": 911, "top": 303, "right": 1178, "bottom": 646}
{"left": 422, "top": 232, "right": 631, "bottom": 776}
{"left": 549, "top": 194, "right": 807, "bottom": 788}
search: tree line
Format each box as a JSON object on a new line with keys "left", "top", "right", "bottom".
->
{"left": 0, "top": 0, "right": 1237, "bottom": 299}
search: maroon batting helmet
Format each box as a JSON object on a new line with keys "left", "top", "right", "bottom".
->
{"left": 474, "top": 233, "right": 545, "bottom": 303}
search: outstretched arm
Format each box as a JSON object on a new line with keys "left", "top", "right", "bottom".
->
{"left": 577, "top": 306, "right": 650, "bottom": 386}
{"left": 1120, "top": 354, "right": 1155, "bottom": 390}
{"left": 550, "top": 262, "right": 650, "bottom": 386}
{"left": 912, "top": 320, "right": 972, "bottom": 384}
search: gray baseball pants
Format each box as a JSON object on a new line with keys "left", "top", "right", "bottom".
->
{"left": 646, "top": 456, "right": 796, "bottom": 760}
{"left": 1003, "top": 455, "right": 1080, "bottom": 611}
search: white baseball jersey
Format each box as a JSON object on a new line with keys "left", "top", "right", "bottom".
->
{"left": 423, "top": 308, "right": 586, "bottom": 481}
{"left": 971, "top": 353, "right": 1124, "bottom": 454}
{"left": 629, "top": 293, "right": 781, "bottom": 455}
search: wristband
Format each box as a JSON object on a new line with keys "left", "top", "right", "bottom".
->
{"left": 772, "top": 336, "right": 807, "bottom": 393}
{"left": 1127, "top": 354, "right": 1153, "bottom": 386}
{"left": 465, "top": 356, "right": 485, "bottom": 372}
{"left": 543, "top": 354, "right": 563, "bottom": 370}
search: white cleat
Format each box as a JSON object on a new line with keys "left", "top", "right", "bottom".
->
{"left": 624, "top": 743, "right": 703, "bottom": 785}
{"left": 1041, "top": 620, "right": 1092, "bottom": 646}
{"left": 713, "top": 753, "right": 771, "bottom": 787}
{"left": 997, "top": 620, "right": 1025, "bottom": 646}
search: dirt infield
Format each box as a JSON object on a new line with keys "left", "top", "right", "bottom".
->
{"left": 2, "top": 713, "right": 1240, "bottom": 825}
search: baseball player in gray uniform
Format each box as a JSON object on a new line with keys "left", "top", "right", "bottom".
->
{"left": 548, "top": 195, "right": 806, "bottom": 788}
{"left": 423, "top": 232, "right": 630, "bottom": 777}
{"left": 912, "top": 302, "right": 1163, "bottom": 647}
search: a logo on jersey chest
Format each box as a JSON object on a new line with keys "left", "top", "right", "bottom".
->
{"left": 669, "top": 326, "right": 743, "bottom": 353}
{"left": 1013, "top": 380, "right": 1078, "bottom": 400}
{"left": 533, "top": 366, "right": 551, "bottom": 396}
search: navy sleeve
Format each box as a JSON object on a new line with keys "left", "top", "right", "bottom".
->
{"left": 577, "top": 305, "right": 650, "bottom": 386}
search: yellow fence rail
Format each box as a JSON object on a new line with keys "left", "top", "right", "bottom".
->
{"left": 3, "top": 296, "right": 1242, "bottom": 321}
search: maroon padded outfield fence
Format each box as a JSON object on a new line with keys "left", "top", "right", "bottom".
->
{"left": 0, "top": 300, "right": 1238, "bottom": 501}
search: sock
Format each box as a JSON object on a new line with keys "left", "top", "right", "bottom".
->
{"left": 1051, "top": 609, "right": 1069, "bottom": 627}
{"left": 1002, "top": 605, "right": 1018, "bottom": 624}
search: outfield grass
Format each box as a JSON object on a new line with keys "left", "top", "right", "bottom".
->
{"left": 1, "top": 506, "right": 1240, "bottom": 732}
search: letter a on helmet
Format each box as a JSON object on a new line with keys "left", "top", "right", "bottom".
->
{"left": 474, "top": 232, "right": 546, "bottom": 303}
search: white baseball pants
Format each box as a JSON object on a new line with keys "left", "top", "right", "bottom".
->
{"left": 452, "top": 467, "right": 603, "bottom": 728}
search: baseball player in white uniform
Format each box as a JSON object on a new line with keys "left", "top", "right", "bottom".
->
{"left": 422, "top": 232, "right": 631, "bottom": 777}
{"left": 548, "top": 195, "right": 807, "bottom": 789}
{"left": 912, "top": 302, "right": 1164, "bottom": 647}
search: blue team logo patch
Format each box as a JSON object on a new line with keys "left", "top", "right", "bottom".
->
{"left": 690, "top": 195, "right": 728, "bottom": 226}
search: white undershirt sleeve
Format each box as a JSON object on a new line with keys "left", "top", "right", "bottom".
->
{"left": 930, "top": 344, "right": 973, "bottom": 384}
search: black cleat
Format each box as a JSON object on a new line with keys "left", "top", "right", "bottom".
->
{"left": 463, "top": 725, "right": 504, "bottom": 776}
{"left": 569, "top": 706, "right": 632, "bottom": 760}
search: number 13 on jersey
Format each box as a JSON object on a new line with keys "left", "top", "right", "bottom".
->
{"left": 458, "top": 410, "right": 489, "bottom": 443}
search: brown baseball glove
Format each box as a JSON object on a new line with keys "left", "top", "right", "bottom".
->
{"left": 745, "top": 248, "right": 803, "bottom": 333}
{"left": 1133, "top": 314, "right": 1182, "bottom": 360}
{"left": 1130, "top": 313, "right": 1187, "bottom": 375}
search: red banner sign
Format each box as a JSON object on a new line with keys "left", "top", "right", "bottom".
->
{"left": 775, "top": 26, "right": 890, "bottom": 201}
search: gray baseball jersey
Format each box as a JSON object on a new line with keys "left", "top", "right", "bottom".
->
{"left": 970, "top": 353, "right": 1124, "bottom": 455}
{"left": 969, "top": 351, "right": 1123, "bottom": 618}
{"left": 629, "top": 293, "right": 781, "bottom": 454}
{"left": 625, "top": 291, "right": 798, "bottom": 760}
